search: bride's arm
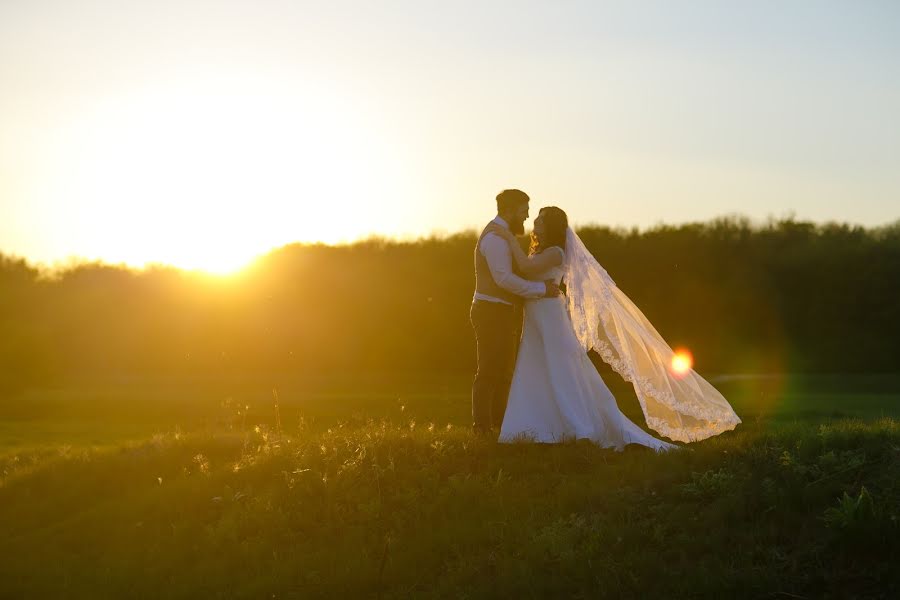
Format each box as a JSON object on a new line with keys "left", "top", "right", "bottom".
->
{"left": 486, "top": 224, "right": 564, "bottom": 277}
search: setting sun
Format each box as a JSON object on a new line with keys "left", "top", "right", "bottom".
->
{"left": 22, "top": 75, "right": 419, "bottom": 273}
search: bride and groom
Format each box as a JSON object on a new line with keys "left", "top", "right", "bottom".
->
{"left": 470, "top": 189, "right": 741, "bottom": 450}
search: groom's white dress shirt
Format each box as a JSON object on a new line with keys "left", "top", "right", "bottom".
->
{"left": 473, "top": 216, "right": 546, "bottom": 305}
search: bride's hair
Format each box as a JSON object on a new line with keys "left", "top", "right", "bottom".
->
{"left": 530, "top": 206, "right": 568, "bottom": 255}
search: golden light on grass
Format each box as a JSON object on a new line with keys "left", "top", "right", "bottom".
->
{"left": 670, "top": 348, "right": 694, "bottom": 378}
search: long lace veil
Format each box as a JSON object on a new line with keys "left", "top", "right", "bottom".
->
{"left": 563, "top": 227, "right": 741, "bottom": 442}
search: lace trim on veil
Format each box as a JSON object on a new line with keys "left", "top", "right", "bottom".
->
{"left": 563, "top": 228, "right": 741, "bottom": 443}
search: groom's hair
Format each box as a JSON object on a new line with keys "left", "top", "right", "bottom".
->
{"left": 496, "top": 189, "right": 529, "bottom": 213}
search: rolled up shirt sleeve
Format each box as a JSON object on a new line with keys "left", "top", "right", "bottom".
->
{"left": 480, "top": 234, "right": 546, "bottom": 299}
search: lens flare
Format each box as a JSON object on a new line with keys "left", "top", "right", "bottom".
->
{"left": 670, "top": 348, "right": 694, "bottom": 378}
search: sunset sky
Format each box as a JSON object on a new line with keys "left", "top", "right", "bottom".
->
{"left": 1, "top": 1, "right": 898, "bottom": 272}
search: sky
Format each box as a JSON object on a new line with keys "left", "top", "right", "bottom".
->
{"left": 1, "top": 0, "right": 899, "bottom": 272}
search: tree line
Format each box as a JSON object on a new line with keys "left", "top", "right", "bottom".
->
{"left": 1, "top": 216, "right": 898, "bottom": 393}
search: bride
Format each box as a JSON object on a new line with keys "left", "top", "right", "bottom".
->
{"left": 487, "top": 207, "right": 741, "bottom": 451}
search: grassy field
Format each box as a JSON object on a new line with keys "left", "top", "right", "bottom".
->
{"left": 2, "top": 373, "right": 900, "bottom": 598}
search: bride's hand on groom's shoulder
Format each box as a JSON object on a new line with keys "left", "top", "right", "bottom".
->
{"left": 487, "top": 223, "right": 516, "bottom": 242}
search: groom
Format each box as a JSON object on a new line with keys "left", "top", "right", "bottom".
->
{"left": 470, "top": 189, "right": 560, "bottom": 436}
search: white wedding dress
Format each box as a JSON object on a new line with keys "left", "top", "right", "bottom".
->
{"left": 499, "top": 256, "right": 679, "bottom": 452}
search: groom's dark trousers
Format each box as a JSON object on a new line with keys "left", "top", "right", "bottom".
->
{"left": 470, "top": 299, "right": 522, "bottom": 432}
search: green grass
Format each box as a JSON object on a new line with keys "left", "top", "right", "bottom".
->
{"left": 2, "top": 375, "right": 900, "bottom": 598}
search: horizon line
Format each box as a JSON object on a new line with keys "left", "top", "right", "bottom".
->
{"left": 2, "top": 212, "right": 898, "bottom": 277}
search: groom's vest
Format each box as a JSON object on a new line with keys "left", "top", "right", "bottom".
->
{"left": 474, "top": 224, "right": 523, "bottom": 306}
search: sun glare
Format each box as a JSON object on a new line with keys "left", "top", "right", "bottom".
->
{"left": 35, "top": 75, "right": 416, "bottom": 274}
{"left": 670, "top": 348, "right": 694, "bottom": 378}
